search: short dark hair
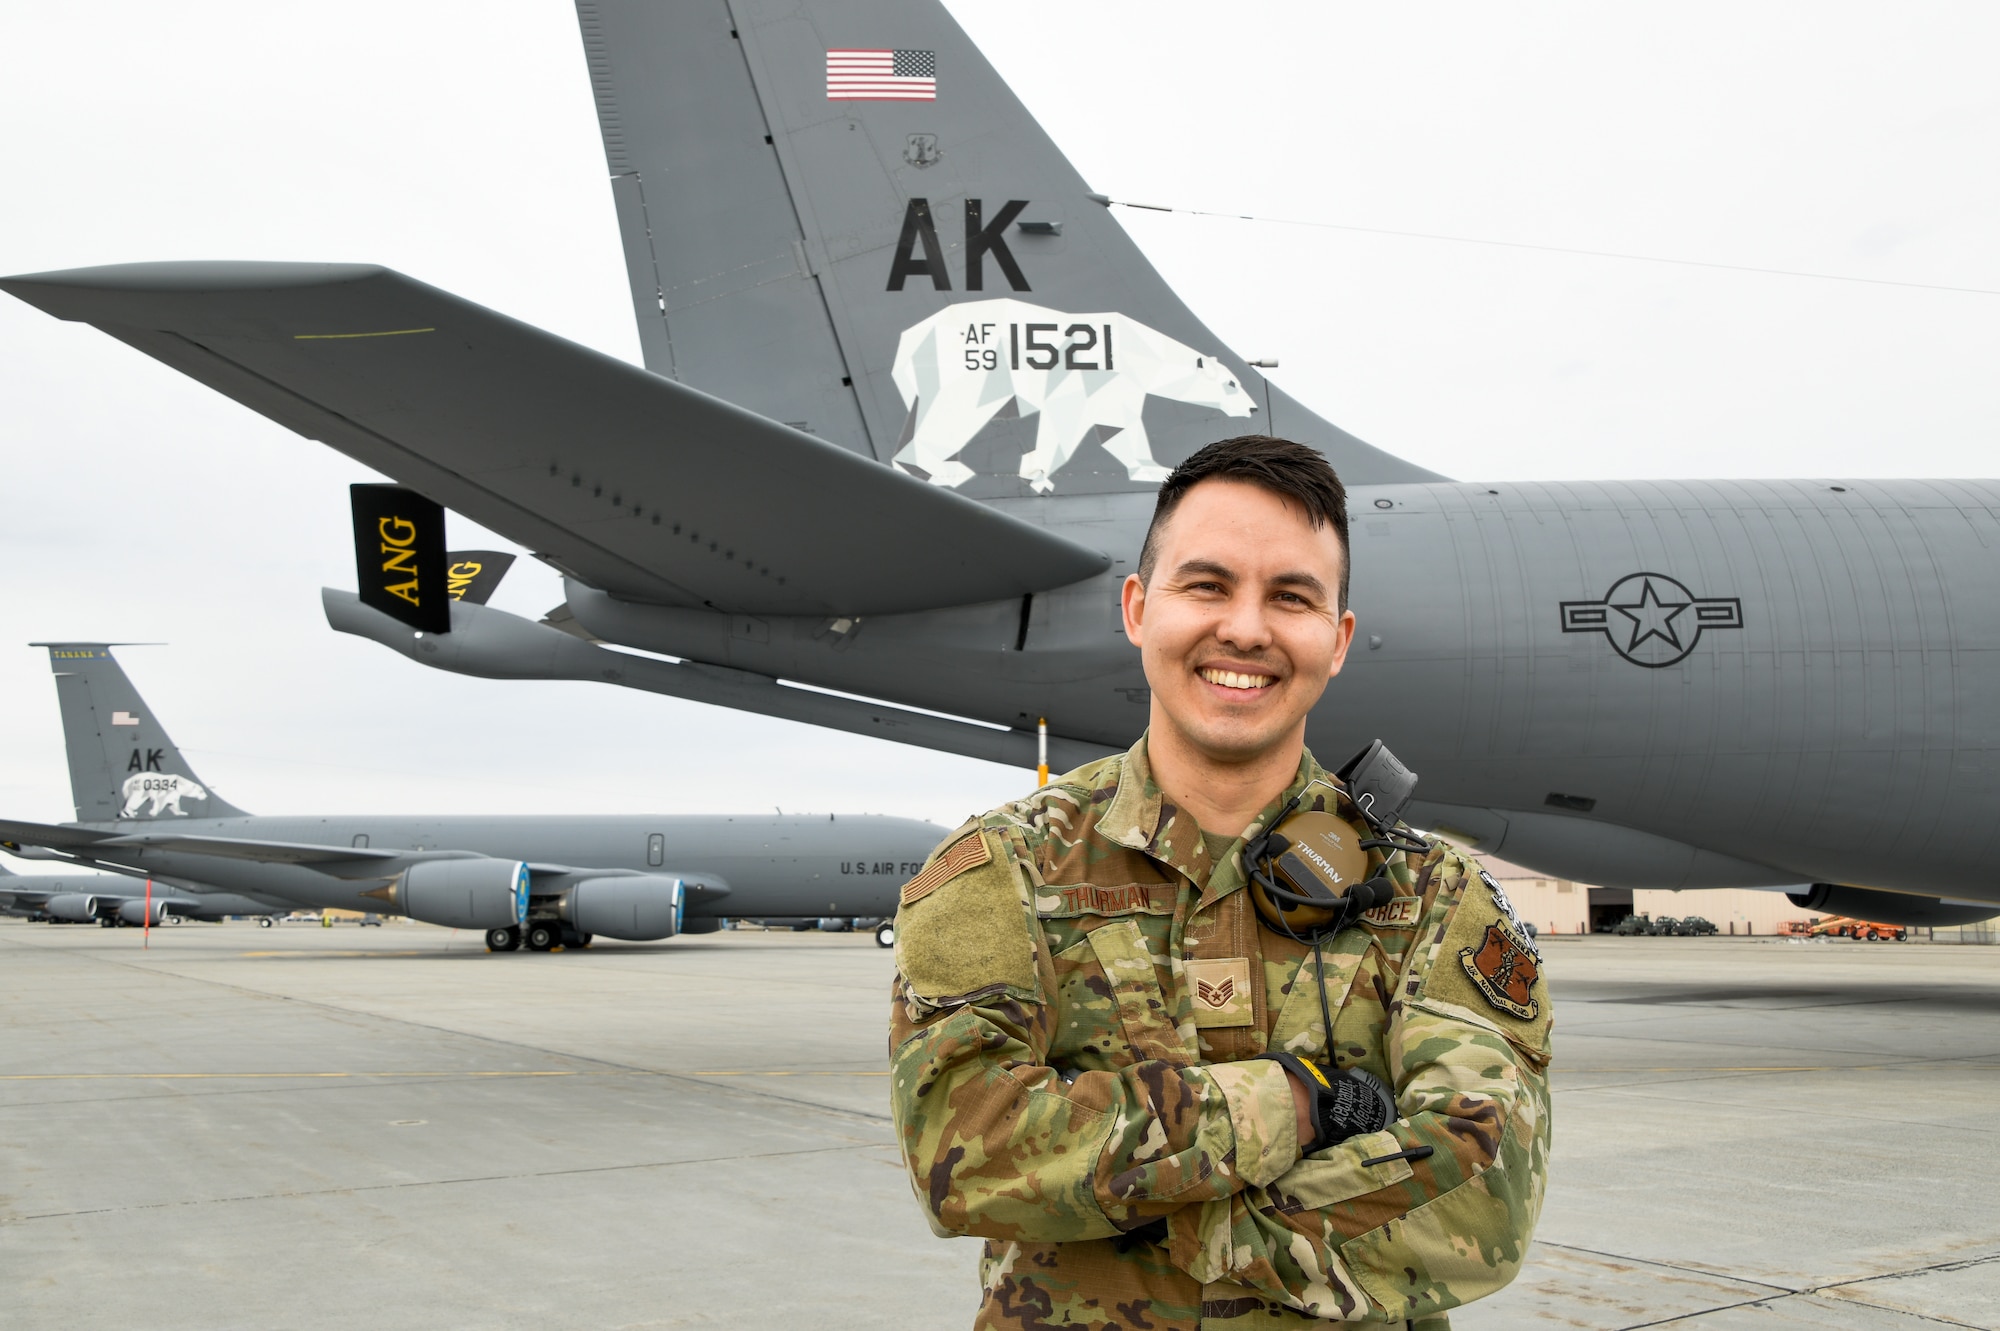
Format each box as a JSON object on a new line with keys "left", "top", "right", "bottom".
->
{"left": 1136, "top": 435, "right": 1351, "bottom": 609}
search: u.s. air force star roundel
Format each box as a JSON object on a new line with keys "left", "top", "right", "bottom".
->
{"left": 1460, "top": 921, "right": 1541, "bottom": 1021}
{"left": 1559, "top": 572, "right": 1743, "bottom": 668}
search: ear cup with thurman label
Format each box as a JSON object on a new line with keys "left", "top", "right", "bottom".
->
{"left": 1248, "top": 809, "right": 1375, "bottom": 934}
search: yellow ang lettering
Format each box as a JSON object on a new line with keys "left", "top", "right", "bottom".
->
{"left": 377, "top": 515, "right": 422, "bottom": 606}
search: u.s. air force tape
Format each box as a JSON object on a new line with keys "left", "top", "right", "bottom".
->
{"left": 901, "top": 832, "right": 993, "bottom": 906}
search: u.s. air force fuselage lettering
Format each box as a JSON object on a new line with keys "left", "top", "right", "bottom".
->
{"left": 886, "top": 197, "right": 1030, "bottom": 291}
{"left": 841, "top": 860, "right": 924, "bottom": 876}
{"left": 1560, "top": 572, "right": 1744, "bottom": 668}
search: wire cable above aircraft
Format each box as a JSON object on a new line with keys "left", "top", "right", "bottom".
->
{"left": 1089, "top": 195, "right": 2000, "bottom": 299}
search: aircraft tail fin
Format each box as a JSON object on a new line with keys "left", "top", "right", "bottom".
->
{"left": 573, "top": 0, "right": 1443, "bottom": 497}
{"left": 32, "top": 645, "right": 249, "bottom": 823}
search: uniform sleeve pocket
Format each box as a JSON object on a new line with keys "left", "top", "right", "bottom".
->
{"left": 1336, "top": 1171, "right": 1529, "bottom": 1321}
{"left": 1269, "top": 1130, "right": 1413, "bottom": 1211}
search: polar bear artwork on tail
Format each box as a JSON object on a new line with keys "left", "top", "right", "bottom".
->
{"left": 120, "top": 772, "right": 209, "bottom": 818}
{"left": 890, "top": 298, "right": 1256, "bottom": 492}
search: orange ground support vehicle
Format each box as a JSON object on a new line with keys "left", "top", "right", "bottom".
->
{"left": 1791, "top": 915, "right": 1908, "bottom": 941}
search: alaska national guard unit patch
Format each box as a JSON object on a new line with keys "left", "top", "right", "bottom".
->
{"left": 1460, "top": 921, "right": 1542, "bottom": 1020}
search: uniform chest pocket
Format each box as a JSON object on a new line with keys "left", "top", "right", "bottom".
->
{"left": 1047, "top": 918, "right": 1189, "bottom": 1071}
{"left": 1265, "top": 935, "right": 1376, "bottom": 1061}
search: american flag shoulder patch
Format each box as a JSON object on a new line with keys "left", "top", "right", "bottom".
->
{"left": 827, "top": 48, "right": 938, "bottom": 101}
{"left": 901, "top": 830, "right": 993, "bottom": 906}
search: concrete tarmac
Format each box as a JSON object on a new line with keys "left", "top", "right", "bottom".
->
{"left": 2, "top": 920, "right": 1995, "bottom": 1330}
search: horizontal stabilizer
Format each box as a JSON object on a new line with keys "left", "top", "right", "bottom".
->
{"left": 326, "top": 588, "right": 1114, "bottom": 772}
{"left": 1, "top": 262, "right": 1111, "bottom": 616}
{"left": 0, "top": 818, "right": 117, "bottom": 853}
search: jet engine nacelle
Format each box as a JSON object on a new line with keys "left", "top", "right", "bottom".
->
{"left": 117, "top": 898, "right": 193, "bottom": 926}
{"left": 1787, "top": 883, "right": 1999, "bottom": 927}
{"left": 559, "top": 876, "right": 685, "bottom": 941}
{"left": 45, "top": 893, "right": 100, "bottom": 922}
{"left": 400, "top": 859, "right": 529, "bottom": 931}
{"left": 118, "top": 899, "right": 162, "bottom": 926}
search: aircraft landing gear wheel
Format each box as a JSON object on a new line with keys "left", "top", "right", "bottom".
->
{"left": 525, "top": 923, "right": 560, "bottom": 952}
{"left": 258, "top": 917, "right": 275, "bottom": 928}
{"left": 875, "top": 921, "right": 895, "bottom": 949}
{"left": 559, "top": 928, "right": 592, "bottom": 950}
{"left": 486, "top": 926, "right": 522, "bottom": 953}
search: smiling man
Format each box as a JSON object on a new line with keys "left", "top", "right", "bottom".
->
{"left": 890, "top": 437, "right": 1552, "bottom": 1330}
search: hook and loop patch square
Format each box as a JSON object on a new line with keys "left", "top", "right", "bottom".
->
{"left": 901, "top": 830, "right": 993, "bottom": 906}
{"left": 1185, "top": 956, "right": 1254, "bottom": 1027}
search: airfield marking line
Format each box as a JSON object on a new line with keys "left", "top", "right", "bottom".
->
{"left": 1554, "top": 1025, "right": 1998, "bottom": 1063}
{"left": 12, "top": 942, "right": 899, "bottom": 1125}
{"left": 290, "top": 328, "right": 435, "bottom": 339}
{"left": 1538, "top": 1239, "right": 1996, "bottom": 1331}
{"left": 6, "top": 1141, "right": 877, "bottom": 1226}
{"left": 1532, "top": 1238, "right": 1801, "bottom": 1295}
{"left": 1554, "top": 1063, "right": 2000, "bottom": 1073}
{"left": 236, "top": 950, "right": 439, "bottom": 959}
{"left": 0, "top": 1070, "right": 891, "bottom": 1081}
{"left": 1563, "top": 1080, "right": 2000, "bottom": 1136}
{"left": 0, "top": 1071, "right": 589, "bottom": 1081}
{"left": 689, "top": 1070, "right": 888, "bottom": 1077}
{"left": 1528, "top": 1239, "right": 1984, "bottom": 1327}
{"left": 1617, "top": 1289, "right": 1988, "bottom": 1331}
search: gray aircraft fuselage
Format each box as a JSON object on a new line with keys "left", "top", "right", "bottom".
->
{"left": 7, "top": 0, "right": 1993, "bottom": 925}
{"left": 566, "top": 477, "right": 2000, "bottom": 902}
{"left": 67, "top": 813, "right": 936, "bottom": 921}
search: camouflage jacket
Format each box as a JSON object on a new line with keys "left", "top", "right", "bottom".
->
{"left": 889, "top": 737, "right": 1553, "bottom": 1329}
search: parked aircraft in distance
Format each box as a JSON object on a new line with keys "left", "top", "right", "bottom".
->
{"left": 0, "top": 857, "right": 269, "bottom": 926}
{"left": 0, "top": 645, "right": 940, "bottom": 950}
{"left": 5, "top": 0, "right": 1994, "bottom": 926}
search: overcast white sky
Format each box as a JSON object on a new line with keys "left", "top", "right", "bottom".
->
{"left": 2, "top": 2, "right": 1995, "bottom": 843}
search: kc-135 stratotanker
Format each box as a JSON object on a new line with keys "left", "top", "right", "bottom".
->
{"left": 4, "top": 0, "right": 1994, "bottom": 926}
{"left": 0, "top": 645, "right": 940, "bottom": 949}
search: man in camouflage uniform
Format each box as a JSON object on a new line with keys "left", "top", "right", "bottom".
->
{"left": 890, "top": 436, "right": 1552, "bottom": 1329}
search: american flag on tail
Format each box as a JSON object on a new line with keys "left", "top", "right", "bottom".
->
{"left": 826, "top": 49, "right": 937, "bottom": 101}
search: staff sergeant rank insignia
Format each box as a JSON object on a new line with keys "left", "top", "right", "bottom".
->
{"left": 1460, "top": 920, "right": 1542, "bottom": 1021}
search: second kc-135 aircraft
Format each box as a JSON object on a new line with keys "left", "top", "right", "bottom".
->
{"left": 4, "top": 0, "right": 1995, "bottom": 926}
{"left": 0, "top": 645, "right": 941, "bottom": 949}
{"left": 0, "top": 858, "right": 256, "bottom": 927}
